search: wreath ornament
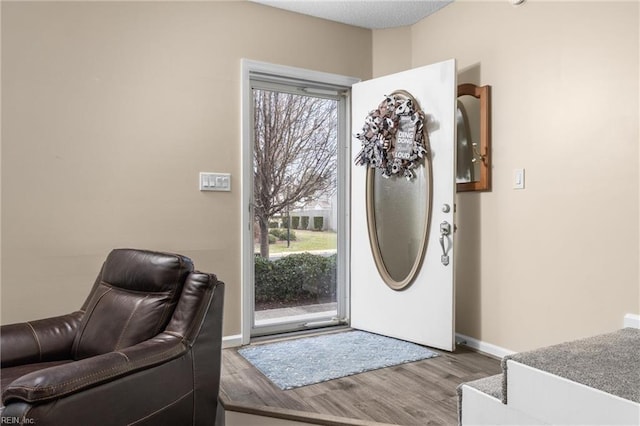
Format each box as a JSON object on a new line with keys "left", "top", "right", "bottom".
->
{"left": 354, "top": 90, "right": 429, "bottom": 180}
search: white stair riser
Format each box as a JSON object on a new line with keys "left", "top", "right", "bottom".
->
{"left": 460, "top": 385, "right": 543, "bottom": 425}
{"left": 506, "top": 361, "right": 640, "bottom": 425}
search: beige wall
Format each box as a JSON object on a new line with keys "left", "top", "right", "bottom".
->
{"left": 396, "top": 0, "right": 638, "bottom": 351}
{"left": 372, "top": 26, "right": 412, "bottom": 76}
{"left": 0, "top": 1, "right": 371, "bottom": 336}
{"left": 2, "top": 0, "right": 638, "bottom": 353}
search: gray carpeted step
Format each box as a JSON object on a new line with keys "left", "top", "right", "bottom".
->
{"left": 457, "top": 374, "right": 504, "bottom": 423}
{"left": 501, "top": 327, "right": 640, "bottom": 404}
{"left": 464, "top": 373, "right": 504, "bottom": 400}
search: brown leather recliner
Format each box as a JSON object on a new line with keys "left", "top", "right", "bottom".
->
{"left": 0, "top": 248, "right": 225, "bottom": 425}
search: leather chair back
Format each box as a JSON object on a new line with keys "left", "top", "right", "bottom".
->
{"left": 165, "top": 271, "right": 225, "bottom": 423}
{"left": 71, "top": 249, "right": 194, "bottom": 359}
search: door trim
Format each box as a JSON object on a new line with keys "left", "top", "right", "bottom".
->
{"left": 240, "top": 59, "right": 359, "bottom": 344}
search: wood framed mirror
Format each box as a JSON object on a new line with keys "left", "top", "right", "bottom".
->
{"left": 456, "top": 84, "right": 491, "bottom": 192}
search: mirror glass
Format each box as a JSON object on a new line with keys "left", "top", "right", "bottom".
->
{"left": 367, "top": 163, "right": 432, "bottom": 290}
{"left": 456, "top": 84, "right": 491, "bottom": 192}
{"left": 456, "top": 97, "right": 481, "bottom": 183}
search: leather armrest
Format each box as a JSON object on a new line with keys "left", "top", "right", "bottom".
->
{"left": 1, "top": 312, "right": 84, "bottom": 368}
{"left": 2, "top": 333, "right": 186, "bottom": 405}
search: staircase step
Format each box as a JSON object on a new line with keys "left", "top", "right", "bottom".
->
{"left": 499, "top": 328, "right": 640, "bottom": 425}
{"left": 458, "top": 328, "right": 640, "bottom": 425}
{"left": 463, "top": 373, "right": 503, "bottom": 401}
{"left": 457, "top": 374, "right": 503, "bottom": 425}
{"left": 503, "top": 360, "right": 639, "bottom": 425}
{"left": 502, "top": 327, "right": 640, "bottom": 404}
{"left": 458, "top": 374, "right": 540, "bottom": 426}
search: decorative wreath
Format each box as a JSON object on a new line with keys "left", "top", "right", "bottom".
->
{"left": 354, "top": 90, "right": 429, "bottom": 180}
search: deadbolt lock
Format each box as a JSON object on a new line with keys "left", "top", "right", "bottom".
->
{"left": 440, "top": 221, "right": 451, "bottom": 236}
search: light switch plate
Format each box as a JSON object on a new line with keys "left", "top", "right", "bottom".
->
{"left": 200, "top": 172, "right": 231, "bottom": 192}
{"left": 514, "top": 168, "right": 525, "bottom": 189}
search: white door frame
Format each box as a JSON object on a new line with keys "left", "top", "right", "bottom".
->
{"left": 240, "top": 59, "right": 359, "bottom": 344}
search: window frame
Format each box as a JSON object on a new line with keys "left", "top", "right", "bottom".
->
{"left": 240, "top": 59, "right": 359, "bottom": 342}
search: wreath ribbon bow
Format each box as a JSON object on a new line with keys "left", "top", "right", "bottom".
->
{"left": 354, "top": 90, "right": 429, "bottom": 180}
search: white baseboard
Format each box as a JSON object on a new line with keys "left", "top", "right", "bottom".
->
{"left": 458, "top": 314, "right": 639, "bottom": 359}
{"left": 624, "top": 313, "right": 640, "bottom": 329}
{"left": 456, "top": 333, "right": 515, "bottom": 359}
{"left": 223, "top": 334, "right": 243, "bottom": 349}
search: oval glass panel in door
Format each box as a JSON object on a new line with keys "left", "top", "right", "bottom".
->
{"left": 366, "top": 160, "right": 432, "bottom": 290}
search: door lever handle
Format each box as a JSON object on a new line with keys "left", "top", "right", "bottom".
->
{"left": 439, "top": 221, "right": 451, "bottom": 266}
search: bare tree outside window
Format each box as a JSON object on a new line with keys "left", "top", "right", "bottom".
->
{"left": 253, "top": 89, "right": 337, "bottom": 258}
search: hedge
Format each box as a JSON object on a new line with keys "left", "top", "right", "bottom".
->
{"left": 254, "top": 253, "right": 337, "bottom": 304}
{"left": 313, "top": 216, "right": 323, "bottom": 231}
{"left": 291, "top": 216, "right": 300, "bottom": 229}
{"left": 300, "top": 216, "right": 309, "bottom": 230}
{"left": 268, "top": 228, "right": 297, "bottom": 241}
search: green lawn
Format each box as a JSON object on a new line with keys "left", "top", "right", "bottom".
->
{"left": 256, "top": 230, "right": 337, "bottom": 254}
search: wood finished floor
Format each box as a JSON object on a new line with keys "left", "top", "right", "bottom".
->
{"left": 220, "top": 334, "right": 502, "bottom": 426}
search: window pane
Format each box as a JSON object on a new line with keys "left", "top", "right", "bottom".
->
{"left": 252, "top": 88, "right": 339, "bottom": 331}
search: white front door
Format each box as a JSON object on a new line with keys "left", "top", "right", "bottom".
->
{"left": 350, "top": 59, "right": 457, "bottom": 351}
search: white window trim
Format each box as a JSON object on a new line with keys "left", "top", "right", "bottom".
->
{"left": 240, "top": 59, "right": 359, "bottom": 344}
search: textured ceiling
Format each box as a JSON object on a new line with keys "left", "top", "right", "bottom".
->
{"left": 249, "top": 1, "right": 454, "bottom": 29}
